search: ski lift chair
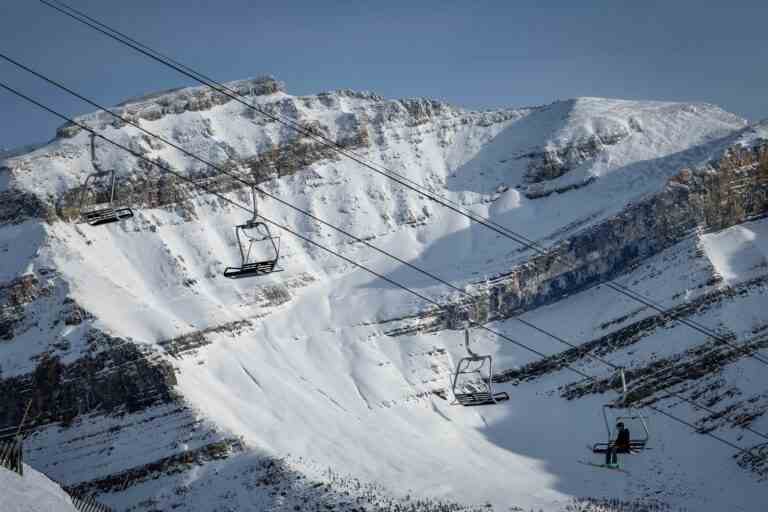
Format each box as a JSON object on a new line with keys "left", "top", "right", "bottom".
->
{"left": 591, "top": 406, "right": 650, "bottom": 453}
{"left": 591, "top": 368, "right": 650, "bottom": 453}
{"left": 223, "top": 186, "right": 282, "bottom": 279}
{"left": 452, "top": 329, "right": 509, "bottom": 406}
{"left": 79, "top": 170, "right": 134, "bottom": 226}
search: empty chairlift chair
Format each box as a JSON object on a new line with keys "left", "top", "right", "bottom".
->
{"left": 452, "top": 329, "right": 509, "bottom": 406}
{"left": 78, "top": 170, "right": 134, "bottom": 226}
{"left": 224, "top": 186, "right": 282, "bottom": 279}
{"left": 592, "top": 368, "right": 650, "bottom": 453}
{"left": 79, "top": 133, "right": 133, "bottom": 226}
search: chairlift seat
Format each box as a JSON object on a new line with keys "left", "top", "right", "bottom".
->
{"left": 455, "top": 391, "right": 509, "bottom": 407}
{"left": 224, "top": 260, "right": 281, "bottom": 279}
{"left": 81, "top": 206, "right": 134, "bottom": 226}
{"left": 591, "top": 439, "right": 648, "bottom": 453}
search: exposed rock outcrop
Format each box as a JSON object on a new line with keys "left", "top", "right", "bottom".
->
{"left": 391, "top": 142, "right": 768, "bottom": 334}
{"left": 524, "top": 127, "right": 631, "bottom": 184}
{"left": 57, "top": 77, "right": 285, "bottom": 139}
{"left": 0, "top": 335, "right": 177, "bottom": 434}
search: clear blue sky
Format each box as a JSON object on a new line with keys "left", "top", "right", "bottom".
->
{"left": 1, "top": 0, "right": 767, "bottom": 149}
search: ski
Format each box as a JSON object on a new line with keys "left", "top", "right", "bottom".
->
{"left": 577, "top": 460, "right": 630, "bottom": 474}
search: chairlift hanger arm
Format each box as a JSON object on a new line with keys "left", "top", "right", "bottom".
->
{"left": 463, "top": 328, "right": 479, "bottom": 358}
{"left": 250, "top": 184, "right": 259, "bottom": 223}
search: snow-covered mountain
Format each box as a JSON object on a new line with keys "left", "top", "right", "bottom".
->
{"left": 1, "top": 77, "right": 767, "bottom": 511}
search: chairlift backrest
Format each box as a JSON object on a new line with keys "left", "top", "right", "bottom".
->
{"left": 602, "top": 405, "right": 651, "bottom": 444}
{"left": 235, "top": 221, "right": 280, "bottom": 263}
{"left": 80, "top": 170, "right": 117, "bottom": 210}
{"left": 241, "top": 220, "right": 274, "bottom": 242}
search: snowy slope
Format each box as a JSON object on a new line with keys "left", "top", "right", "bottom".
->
{"left": 702, "top": 218, "right": 768, "bottom": 284}
{"left": 0, "top": 465, "right": 78, "bottom": 512}
{"left": 452, "top": 97, "right": 745, "bottom": 197}
{"left": 1, "top": 81, "right": 766, "bottom": 512}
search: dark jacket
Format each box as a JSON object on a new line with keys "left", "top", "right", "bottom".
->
{"left": 615, "top": 427, "right": 631, "bottom": 451}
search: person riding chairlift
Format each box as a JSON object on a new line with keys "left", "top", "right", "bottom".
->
{"left": 606, "top": 421, "right": 631, "bottom": 467}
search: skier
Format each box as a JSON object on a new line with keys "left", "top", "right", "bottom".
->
{"left": 605, "top": 421, "right": 631, "bottom": 467}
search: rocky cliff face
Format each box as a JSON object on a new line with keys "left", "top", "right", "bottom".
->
{"left": 0, "top": 268, "right": 177, "bottom": 445}
{"left": 524, "top": 119, "right": 634, "bottom": 185}
{"left": 401, "top": 140, "right": 768, "bottom": 330}
{"left": 489, "top": 185, "right": 691, "bottom": 314}
{"left": 2, "top": 76, "right": 524, "bottom": 226}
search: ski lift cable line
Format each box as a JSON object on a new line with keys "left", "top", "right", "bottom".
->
{"left": 2, "top": 80, "right": 766, "bottom": 465}
{"left": 4, "top": 50, "right": 768, "bottom": 446}
{"left": 36, "top": 0, "right": 768, "bottom": 370}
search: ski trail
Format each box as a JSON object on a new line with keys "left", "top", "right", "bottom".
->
{"left": 350, "top": 379, "right": 373, "bottom": 410}
{"left": 239, "top": 363, "right": 263, "bottom": 390}
{"left": 316, "top": 388, "right": 350, "bottom": 413}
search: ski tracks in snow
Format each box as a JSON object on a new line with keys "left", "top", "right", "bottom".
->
{"left": 239, "top": 363, "right": 263, "bottom": 391}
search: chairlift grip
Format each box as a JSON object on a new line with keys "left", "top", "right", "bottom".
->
{"left": 619, "top": 367, "right": 628, "bottom": 403}
{"left": 464, "top": 328, "right": 478, "bottom": 358}
{"left": 110, "top": 170, "right": 117, "bottom": 205}
{"left": 250, "top": 184, "right": 259, "bottom": 223}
